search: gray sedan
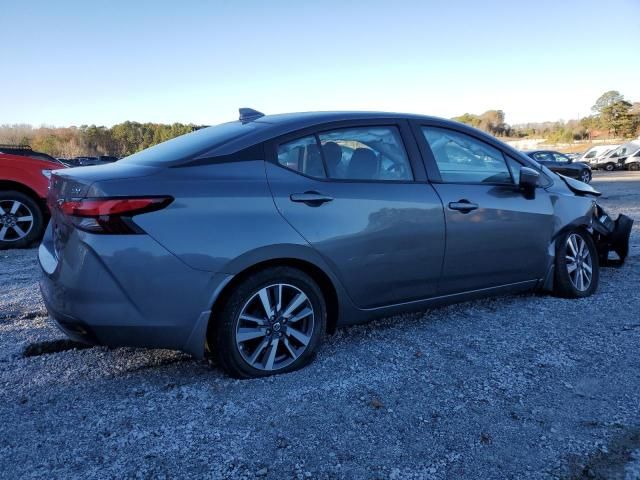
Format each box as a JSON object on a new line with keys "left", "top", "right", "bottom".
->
{"left": 39, "top": 110, "right": 632, "bottom": 378}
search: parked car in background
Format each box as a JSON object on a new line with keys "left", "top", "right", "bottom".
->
{"left": 524, "top": 150, "right": 592, "bottom": 183}
{"left": 39, "top": 109, "right": 632, "bottom": 378}
{"left": 621, "top": 141, "right": 640, "bottom": 170}
{"left": 578, "top": 145, "right": 619, "bottom": 166}
{"left": 0, "top": 145, "right": 67, "bottom": 249}
{"left": 590, "top": 143, "right": 638, "bottom": 171}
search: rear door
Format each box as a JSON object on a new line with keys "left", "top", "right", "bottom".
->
{"left": 265, "top": 120, "right": 445, "bottom": 309}
{"left": 413, "top": 123, "right": 555, "bottom": 295}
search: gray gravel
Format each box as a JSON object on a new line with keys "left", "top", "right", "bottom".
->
{"left": 1, "top": 172, "right": 640, "bottom": 479}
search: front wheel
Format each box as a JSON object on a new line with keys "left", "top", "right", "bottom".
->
{"left": 604, "top": 163, "right": 616, "bottom": 172}
{"left": 0, "top": 191, "right": 45, "bottom": 250}
{"left": 553, "top": 230, "right": 599, "bottom": 298}
{"left": 628, "top": 162, "right": 639, "bottom": 171}
{"left": 213, "top": 267, "right": 326, "bottom": 378}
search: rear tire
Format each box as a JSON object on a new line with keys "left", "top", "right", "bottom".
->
{"left": 628, "top": 163, "right": 639, "bottom": 171}
{"left": 212, "top": 267, "right": 326, "bottom": 378}
{"left": 580, "top": 170, "right": 592, "bottom": 183}
{"left": 0, "top": 191, "right": 45, "bottom": 250}
{"left": 553, "top": 229, "right": 599, "bottom": 298}
{"left": 604, "top": 163, "right": 615, "bottom": 172}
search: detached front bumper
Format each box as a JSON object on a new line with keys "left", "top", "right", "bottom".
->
{"left": 592, "top": 205, "right": 633, "bottom": 264}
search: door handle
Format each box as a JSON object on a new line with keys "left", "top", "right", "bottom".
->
{"left": 290, "top": 192, "right": 334, "bottom": 205}
{"left": 448, "top": 200, "right": 478, "bottom": 213}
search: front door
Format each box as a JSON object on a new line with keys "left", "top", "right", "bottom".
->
{"left": 266, "top": 122, "right": 445, "bottom": 309}
{"left": 417, "top": 125, "right": 555, "bottom": 295}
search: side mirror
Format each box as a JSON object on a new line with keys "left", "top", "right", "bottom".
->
{"left": 519, "top": 167, "right": 539, "bottom": 199}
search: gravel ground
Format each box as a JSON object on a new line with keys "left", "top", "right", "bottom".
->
{"left": 1, "top": 172, "right": 639, "bottom": 479}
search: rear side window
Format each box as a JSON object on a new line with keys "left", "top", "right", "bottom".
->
{"left": 422, "top": 127, "right": 512, "bottom": 184}
{"left": 276, "top": 126, "right": 413, "bottom": 181}
{"left": 318, "top": 127, "right": 412, "bottom": 181}
{"left": 277, "top": 135, "right": 326, "bottom": 178}
{"left": 120, "top": 121, "right": 263, "bottom": 166}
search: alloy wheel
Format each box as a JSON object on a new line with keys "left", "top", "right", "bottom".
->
{"left": 235, "top": 283, "right": 315, "bottom": 371}
{"left": 581, "top": 171, "right": 590, "bottom": 183}
{"left": 565, "top": 233, "right": 593, "bottom": 292}
{"left": 0, "top": 200, "right": 34, "bottom": 242}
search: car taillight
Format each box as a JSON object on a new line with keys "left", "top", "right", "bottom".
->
{"left": 58, "top": 197, "right": 173, "bottom": 234}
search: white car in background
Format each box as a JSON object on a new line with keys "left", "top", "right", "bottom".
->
{"left": 594, "top": 143, "right": 640, "bottom": 171}
{"left": 622, "top": 141, "right": 640, "bottom": 171}
{"left": 578, "top": 145, "right": 619, "bottom": 169}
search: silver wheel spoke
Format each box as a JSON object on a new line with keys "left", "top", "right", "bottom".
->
{"left": 248, "top": 337, "right": 270, "bottom": 365}
{"left": 583, "top": 263, "right": 592, "bottom": 274}
{"left": 282, "top": 337, "right": 298, "bottom": 360}
{"left": 0, "top": 226, "right": 7, "bottom": 240}
{"left": 9, "top": 201, "right": 20, "bottom": 214}
{"left": 17, "top": 216, "right": 33, "bottom": 222}
{"left": 236, "top": 327, "right": 267, "bottom": 343}
{"left": 288, "top": 307, "right": 313, "bottom": 324}
{"left": 258, "top": 287, "right": 274, "bottom": 318}
{"left": 282, "top": 293, "right": 306, "bottom": 318}
{"left": 287, "top": 327, "right": 310, "bottom": 346}
{"left": 239, "top": 313, "right": 267, "bottom": 326}
{"left": 567, "top": 263, "right": 578, "bottom": 273}
{"left": 11, "top": 225, "right": 26, "bottom": 238}
{"left": 264, "top": 338, "right": 279, "bottom": 370}
{"left": 276, "top": 284, "right": 283, "bottom": 312}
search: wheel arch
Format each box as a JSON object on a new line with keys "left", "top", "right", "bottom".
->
{"left": 0, "top": 180, "right": 46, "bottom": 210}
{"left": 208, "top": 256, "right": 341, "bottom": 344}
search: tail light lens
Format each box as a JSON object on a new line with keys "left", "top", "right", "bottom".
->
{"left": 58, "top": 197, "right": 173, "bottom": 234}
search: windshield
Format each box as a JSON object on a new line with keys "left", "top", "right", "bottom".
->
{"left": 119, "top": 121, "right": 264, "bottom": 166}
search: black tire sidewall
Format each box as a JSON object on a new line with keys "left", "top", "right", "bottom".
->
{"left": 554, "top": 229, "right": 599, "bottom": 298}
{"left": 215, "top": 267, "right": 327, "bottom": 378}
{"left": 0, "top": 190, "right": 45, "bottom": 250}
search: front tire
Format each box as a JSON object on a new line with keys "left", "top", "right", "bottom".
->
{"left": 604, "top": 163, "right": 615, "bottom": 172}
{"left": 553, "top": 229, "right": 599, "bottom": 298}
{"left": 0, "top": 191, "right": 45, "bottom": 250}
{"left": 213, "top": 267, "right": 327, "bottom": 378}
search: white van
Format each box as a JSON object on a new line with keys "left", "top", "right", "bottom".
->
{"left": 578, "top": 145, "right": 619, "bottom": 167}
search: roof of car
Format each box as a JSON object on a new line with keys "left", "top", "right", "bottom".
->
{"left": 250, "top": 110, "right": 443, "bottom": 127}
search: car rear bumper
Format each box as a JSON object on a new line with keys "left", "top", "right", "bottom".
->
{"left": 38, "top": 224, "right": 232, "bottom": 358}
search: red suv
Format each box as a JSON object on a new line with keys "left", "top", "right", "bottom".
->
{"left": 0, "top": 145, "right": 66, "bottom": 249}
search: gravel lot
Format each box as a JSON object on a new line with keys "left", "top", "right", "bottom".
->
{"left": 1, "top": 172, "right": 639, "bottom": 479}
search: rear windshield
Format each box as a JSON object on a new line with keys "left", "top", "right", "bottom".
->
{"left": 119, "top": 121, "right": 263, "bottom": 166}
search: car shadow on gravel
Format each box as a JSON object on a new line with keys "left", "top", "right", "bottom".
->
{"left": 565, "top": 427, "right": 640, "bottom": 479}
{"left": 22, "top": 339, "right": 94, "bottom": 357}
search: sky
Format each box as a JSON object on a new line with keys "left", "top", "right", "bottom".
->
{"left": 1, "top": 0, "right": 639, "bottom": 127}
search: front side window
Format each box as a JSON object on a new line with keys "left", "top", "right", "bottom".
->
{"left": 422, "top": 127, "right": 512, "bottom": 184}
{"left": 277, "top": 126, "right": 413, "bottom": 181}
{"left": 552, "top": 153, "right": 570, "bottom": 163}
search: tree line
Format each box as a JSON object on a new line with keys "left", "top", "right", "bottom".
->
{"left": 0, "top": 122, "right": 204, "bottom": 158}
{"left": 1, "top": 91, "right": 638, "bottom": 158}
{"left": 454, "top": 90, "right": 639, "bottom": 142}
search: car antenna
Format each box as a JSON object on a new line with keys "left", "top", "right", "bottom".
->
{"left": 239, "top": 108, "right": 265, "bottom": 123}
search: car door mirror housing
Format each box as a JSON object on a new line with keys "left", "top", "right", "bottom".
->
{"left": 519, "top": 167, "right": 539, "bottom": 198}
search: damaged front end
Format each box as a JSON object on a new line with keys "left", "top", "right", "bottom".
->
{"left": 592, "top": 204, "right": 633, "bottom": 265}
